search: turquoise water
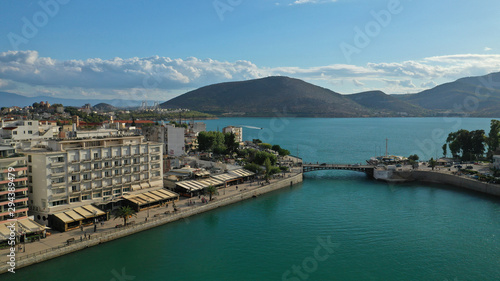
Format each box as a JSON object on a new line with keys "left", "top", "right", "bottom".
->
{"left": 5, "top": 118, "right": 500, "bottom": 281}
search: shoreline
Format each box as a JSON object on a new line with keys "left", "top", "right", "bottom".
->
{"left": 0, "top": 172, "right": 303, "bottom": 275}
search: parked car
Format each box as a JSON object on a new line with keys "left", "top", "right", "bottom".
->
{"left": 466, "top": 166, "right": 473, "bottom": 170}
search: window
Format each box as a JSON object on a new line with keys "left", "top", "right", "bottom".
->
{"left": 57, "top": 157, "right": 64, "bottom": 162}
{"left": 105, "top": 171, "right": 110, "bottom": 177}
{"left": 82, "top": 195, "right": 90, "bottom": 200}
{"left": 70, "top": 197, "right": 79, "bottom": 203}
{"left": 72, "top": 185, "right": 78, "bottom": 192}
{"left": 105, "top": 162, "right": 110, "bottom": 167}
{"left": 94, "top": 153, "right": 99, "bottom": 158}
{"left": 114, "top": 169, "right": 119, "bottom": 175}
{"left": 27, "top": 122, "right": 32, "bottom": 125}
{"left": 71, "top": 175, "right": 77, "bottom": 182}
{"left": 28, "top": 130, "right": 32, "bottom": 134}
{"left": 83, "top": 174, "right": 89, "bottom": 180}
{"left": 123, "top": 187, "right": 131, "bottom": 192}
{"left": 28, "top": 166, "right": 32, "bottom": 173}
{"left": 28, "top": 176, "right": 32, "bottom": 183}
{"left": 28, "top": 155, "right": 32, "bottom": 162}
{"left": 94, "top": 163, "right": 99, "bottom": 169}
{"left": 104, "top": 191, "right": 111, "bottom": 196}
{"left": 93, "top": 193, "right": 101, "bottom": 198}
{"left": 113, "top": 189, "right": 120, "bottom": 194}
{"left": 13, "top": 131, "right": 17, "bottom": 135}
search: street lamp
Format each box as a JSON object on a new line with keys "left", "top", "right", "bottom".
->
{"left": 147, "top": 200, "right": 150, "bottom": 218}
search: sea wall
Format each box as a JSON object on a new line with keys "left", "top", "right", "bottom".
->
{"left": 0, "top": 173, "right": 303, "bottom": 274}
{"left": 412, "top": 171, "right": 500, "bottom": 197}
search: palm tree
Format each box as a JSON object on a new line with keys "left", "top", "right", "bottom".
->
{"left": 113, "top": 206, "right": 137, "bottom": 226}
{"left": 206, "top": 185, "right": 217, "bottom": 201}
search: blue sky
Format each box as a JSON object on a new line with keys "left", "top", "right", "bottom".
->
{"left": 1, "top": 0, "right": 500, "bottom": 101}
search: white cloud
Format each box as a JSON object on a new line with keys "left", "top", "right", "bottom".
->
{"left": 352, "top": 79, "right": 364, "bottom": 87}
{"left": 290, "top": 0, "right": 337, "bottom": 5}
{"left": 1, "top": 50, "right": 500, "bottom": 99}
{"left": 421, "top": 81, "right": 437, "bottom": 88}
{"left": 485, "top": 47, "right": 493, "bottom": 51}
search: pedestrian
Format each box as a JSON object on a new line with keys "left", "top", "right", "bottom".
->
{"left": 80, "top": 225, "right": 83, "bottom": 232}
{"left": 80, "top": 236, "right": 82, "bottom": 242}
{"left": 88, "top": 234, "right": 91, "bottom": 239}
{"left": 94, "top": 224, "right": 97, "bottom": 232}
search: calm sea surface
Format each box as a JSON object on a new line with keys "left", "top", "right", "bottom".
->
{"left": 6, "top": 118, "right": 500, "bottom": 281}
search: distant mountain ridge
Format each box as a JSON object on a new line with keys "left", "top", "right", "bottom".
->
{"left": 4, "top": 71, "right": 500, "bottom": 117}
{"left": 161, "top": 76, "right": 373, "bottom": 117}
{"left": 0, "top": 92, "right": 153, "bottom": 108}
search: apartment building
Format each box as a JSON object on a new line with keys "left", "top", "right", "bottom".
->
{"left": 223, "top": 126, "right": 243, "bottom": 143}
{"left": 0, "top": 146, "right": 28, "bottom": 223}
{"left": 25, "top": 135, "right": 163, "bottom": 226}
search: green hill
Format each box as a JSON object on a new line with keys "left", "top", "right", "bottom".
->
{"left": 399, "top": 72, "right": 500, "bottom": 116}
{"left": 346, "top": 90, "right": 430, "bottom": 116}
{"left": 160, "top": 76, "right": 371, "bottom": 117}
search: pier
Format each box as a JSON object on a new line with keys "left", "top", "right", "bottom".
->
{"left": 302, "top": 163, "right": 375, "bottom": 177}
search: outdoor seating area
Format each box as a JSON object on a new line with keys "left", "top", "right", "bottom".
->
{"left": 123, "top": 188, "right": 179, "bottom": 211}
{"left": 49, "top": 205, "right": 107, "bottom": 232}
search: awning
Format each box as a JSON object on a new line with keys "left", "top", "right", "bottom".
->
{"left": 52, "top": 205, "right": 106, "bottom": 224}
{"left": 212, "top": 173, "right": 239, "bottom": 182}
{"left": 229, "top": 168, "right": 255, "bottom": 177}
{"left": 176, "top": 178, "right": 224, "bottom": 192}
{"left": 0, "top": 218, "right": 45, "bottom": 241}
{"left": 123, "top": 189, "right": 179, "bottom": 206}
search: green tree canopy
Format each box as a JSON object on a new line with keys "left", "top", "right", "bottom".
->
{"left": 113, "top": 206, "right": 137, "bottom": 226}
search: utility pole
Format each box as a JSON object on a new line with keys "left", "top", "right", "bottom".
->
{"left": 385, "top": 138, "right": 388, "bottom": 157}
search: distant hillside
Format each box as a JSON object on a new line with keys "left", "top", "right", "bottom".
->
{"left": 346, "top": 90, "right": 430, "bottom": 116}
{"left": 399, "top": 72, "right": 500, "bottom": 116}
{"left": 160, "top": 76, "right": 371, "bottom": 117}
{"left": 93, "top": 103, "right": 117, "bottom": 111}
{"left": 0, "top": 92, "right": 152, "bottom": 108}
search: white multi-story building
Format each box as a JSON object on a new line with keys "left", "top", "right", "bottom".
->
{"left": 0, "top": 147, "right": 28, "bottom": 223}
{"left": 223, "top": 126, "right": 243, "bottom": 143}
{"left": 25, "top": 135, "right": 163, "bottom": 226}
{"left": 143, "top": 125, "right": 185, "bottom": 157}
{"left": 0, "top": 119, "right": 59, "bottom": 148}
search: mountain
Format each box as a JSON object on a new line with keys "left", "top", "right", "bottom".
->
{"left": 93, "top": 103, "right": 117, "bottom": 111}
{"left": 0, "top": 92, "right": 152, "bottom": 108}
{"left": 160, "top": 76, "right": 372, "bottom": 117}
{"left": 398, "top": 72, "right": 500, "bottom": 116}
{"left": 346, "top": 90, "right": 430, "bottom": 116}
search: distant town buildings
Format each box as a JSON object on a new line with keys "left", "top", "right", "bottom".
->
{"left": 223, "top": 126, "right": 243, "bottom": 143}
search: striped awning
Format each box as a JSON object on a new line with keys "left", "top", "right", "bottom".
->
{"left": 211, "top": 173, "right": 239, "bottom": 182}
{"left": 229, "top": 168, "right": 255, "bottom": 177}
{"left": 53, "top": 205, "right": 106, "bottom": 224}
{"left": 0, "top": 218, "right": 45, "bottom": 241}
{"left": 123, "top": 189, "right": 179, "bottom": 206}
{"left": 176, "top": 178, "right": 224, "bottom": 192}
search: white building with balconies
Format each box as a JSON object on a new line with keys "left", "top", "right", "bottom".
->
{"left": 25, "top": 135, "right": 163, "bottom": 226}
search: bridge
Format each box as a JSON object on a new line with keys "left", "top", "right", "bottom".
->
{"left": 302, "top": 163, "right": 375, "bottom": 177}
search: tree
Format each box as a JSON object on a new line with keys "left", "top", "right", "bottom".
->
{"left": 244, "top": 163, "right": 263, "bottom": 174}
{"left": 259, "top": 143, "right": 272, "bottom": 150}
{"left": 446, "top": 129, "right": 485, "bottom": 161}
{"left": 487, "top": 119, "right": 500, "bottom": 158}
{"left": 224, "top": 132, "right": 238, "bottom": 154}
{"left": 113, "top": 206, "right": 137, "bottom": 226}
{"left": 442, "top": 143, "right": 447, "bottom": 158}
{"left": 264, "top": 157, "right": 272, "bottom": 181}
{"left": 206, "top": 185, "right": 217, "bottom": 201}
{"left": 429, "top": 157, "right": 436, "bottom": 171}
{"left": 408, "top": 154, "right": 419, "bottom": 161}
{"left": 278, "top": 148, "right": 290, "bottom": 156}
{"left": 272, "top": 144, "right": 281, "bottom": 152}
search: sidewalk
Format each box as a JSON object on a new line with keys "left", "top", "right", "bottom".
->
{"left": 0, "top": 171, "right": 301, "bottom": 264}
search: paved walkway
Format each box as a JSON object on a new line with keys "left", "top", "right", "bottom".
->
{"left": 0, "top": 170, "right": 302, "bottom": 264}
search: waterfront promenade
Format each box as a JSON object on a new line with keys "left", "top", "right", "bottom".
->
{"left": 0, "top": 169, "right": 303, "bottom": 274}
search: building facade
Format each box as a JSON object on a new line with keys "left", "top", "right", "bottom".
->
{"left": 223, "top": 126, "right": 243, "bottom": 143}
{"left": 25, "top": 135, "right": 163, "bottom": 226}
{"left": 0, "top": 147, "right": 28, "bottom": 223}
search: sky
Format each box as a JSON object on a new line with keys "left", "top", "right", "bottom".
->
{"left": 1, "top": 0, "right": 500, "bottom": 102}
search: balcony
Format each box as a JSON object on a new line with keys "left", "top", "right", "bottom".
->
{"left": 71, "top": 159, "right": 81, "bottom": 163}
{"left": 51, "top": 161, "right": 65, "bottom": 167}
{"left": 82, "top": 178, "right": 91, "bottom": 182}
{"left": 71, "top": 179, "right": 81, "bottom": 183}
{"left": 104, "top": 156, "right": 112, "bottom": 160}
{"left": 51, "top": 181, "right": 66, "bottom": 187}
{"left": 69, "top": 170, "right": 80, "bottom": 174}
{"left": 82, "top": 158, "right": 92, "bottom": 163}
